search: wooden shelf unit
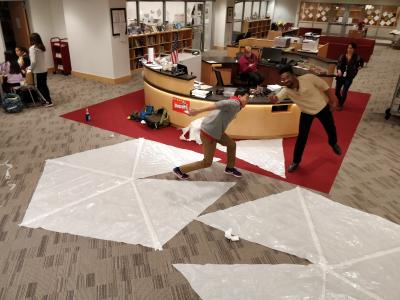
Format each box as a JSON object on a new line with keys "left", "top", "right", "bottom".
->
{"left": 242, "top": 19, "right": 271, "bottom": 38}
{"left": 128, "top": 28, "right": 193, "bottom": 70}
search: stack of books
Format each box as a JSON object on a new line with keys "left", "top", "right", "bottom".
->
{"left": 191, "top": 89, "right": 212, "bottom": 99}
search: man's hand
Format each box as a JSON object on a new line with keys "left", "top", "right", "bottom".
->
{"left": 329, "top": 100, "right": 337, "bottom": 112}
{"left": 327, "top": 94, "right": 338, "bottom": 111}
{"left": 186, "top": 108, "right": 199, "bottom": 116}
{"left": 336, "top": 70, "right": 342, "bottom": 77}
{"left": 267, "top": 94, "right": 279, "bottom": 103}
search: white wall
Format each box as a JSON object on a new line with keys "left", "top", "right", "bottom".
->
{"left": 272, "top": 0, "right": 300, "bottom": 23}
{"left": 267, "top": 0, "right": 275, "bottom": 19}
{"left": 26, "top": 0, "right": 54, "bottom": 68}
{"left": 26, "top": 0, "right": 67, "bottom": 68}
{"left": 213, "top": 0, "right": 226, "bottom": 47}
{"left": 109, "top": 0, "right": 130, "bottom": 79}
{"left": 63, "top": 0, "right": 129, "bottom": 79}
{"left": 50, "top": 0, "right": 67, "bottom": 37}
{"left": 0, "top": 23, "right": 5, "bottom": 63}
{"left": 213, "top": 0, "right": 234, "bottom": 47}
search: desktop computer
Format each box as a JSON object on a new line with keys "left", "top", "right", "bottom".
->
{"left": 260, "top": 47, "right": 282, "bottom": 64}
{"left": 301, "top": 39, "right": 319, "bottom": 52}
{"left": 273, "top": 37, "right": 291, "bottom": 48}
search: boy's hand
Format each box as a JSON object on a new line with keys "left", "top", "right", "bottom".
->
{"left": 186, "top": 108, "right": 198, "bottom": 116}
{"left": 267, "top": 94, "right": 279, "bottom": 103}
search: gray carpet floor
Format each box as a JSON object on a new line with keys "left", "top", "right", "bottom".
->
{"left": 0, "top": 45, "right": 399, "bottom": 299}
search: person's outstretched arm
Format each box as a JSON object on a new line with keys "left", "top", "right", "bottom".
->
{"left": 187, "top": 103, "right": 217, "bottom": 116}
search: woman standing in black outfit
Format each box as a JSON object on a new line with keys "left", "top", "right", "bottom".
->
{"left": 335, "top": 43, "right": 364, "bottom": 110}
{"left": 29, "top": 33, "right": 53, "bottom": 107}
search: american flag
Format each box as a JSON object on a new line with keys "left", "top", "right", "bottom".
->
{"left": 171, "top": 32, "right": 179, "bottom": 64}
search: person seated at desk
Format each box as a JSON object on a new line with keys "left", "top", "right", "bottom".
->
{"left": 15, "top": 46, "right": 31, "bottom": 77}
{"left": 239, "top": 46, "right": 264, "bottom": 88}
{"left": 0, "top": 50, "right": 24, "bottom": 93}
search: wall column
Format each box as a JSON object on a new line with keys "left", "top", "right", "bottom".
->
{"left": 63, "top": 0, "right": 130, "bottom": 83}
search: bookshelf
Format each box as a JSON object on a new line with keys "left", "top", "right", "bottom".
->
{"left": 128, "top": 28, "right": 193, "bottom": 70}
{"left": 242, "top": 19, "right": 271, "bottom": 38}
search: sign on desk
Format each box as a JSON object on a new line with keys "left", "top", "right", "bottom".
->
{"left": 172, "top": 97, "right": 190, "bottom": 113}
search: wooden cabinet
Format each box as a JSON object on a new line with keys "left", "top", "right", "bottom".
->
{"left": 242, "top": 19, "right": 271, "bottom": 38}
{"left": 50, "top": 37, "right": 71, "bottom": 75}
{"left": 128, "top": 28, "right": 193, "bottom": 70}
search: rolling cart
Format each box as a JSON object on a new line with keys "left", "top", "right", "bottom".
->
{"left": 385, "top": 74, "right": 400, "bottom": 120}
{"left": 50, "top": 37, "right": 72, "bottom": 75}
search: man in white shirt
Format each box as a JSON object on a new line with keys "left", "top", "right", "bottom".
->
{"left": 268, "top": 65, "right": 342, "bottom": 172}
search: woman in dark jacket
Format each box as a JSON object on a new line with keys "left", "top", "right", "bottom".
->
{"left": 335, "top": 43, "right": 364, "bottom": 110}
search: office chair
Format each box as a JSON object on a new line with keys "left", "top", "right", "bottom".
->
{"left": 213, "top": 68, "right": 225, "bottom": 87}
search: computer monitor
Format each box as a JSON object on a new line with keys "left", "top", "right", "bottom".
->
{"left": 234, "top": 32, "right": 251, "bottom": 44}
{"left": 261, "top": 47, "right": 282, "bottom": 63}
{"left": 177, "top": 64, "right": 188, "bottom": 75}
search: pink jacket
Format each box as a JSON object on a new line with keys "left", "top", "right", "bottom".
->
{"left": 239, "top": 53, "right": 258, "bottom": 73}
{"left": 1, "top": 62, "right": 23, "bottom": 84}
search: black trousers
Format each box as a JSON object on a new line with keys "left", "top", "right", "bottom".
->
{"left": 293, "top": 105, "right": 338, "bottom": 164}
{"left": 240, "top": 71, "right": 264, "bottom": 87}
{"left": 36, "top": 72, "right": 52, "bottom": 103}
{"left": 335, "top": 77, "right": 353, "bottom": 107}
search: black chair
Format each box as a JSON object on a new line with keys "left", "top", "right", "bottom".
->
{"left": 213, "top": 68, "right": 226, "bottom": 87}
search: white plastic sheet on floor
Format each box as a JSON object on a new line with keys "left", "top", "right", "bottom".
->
{"left": 216, "top": 139, "right": 286, "bottom": 178}
{"left": 195, "top": 187, "right": 400, "bottom": 299}
{"left": 20, "top": 138, "right": 234, "bottom": 250}
{"left": 174, "top": 264, "right": 379, "bottom": 300}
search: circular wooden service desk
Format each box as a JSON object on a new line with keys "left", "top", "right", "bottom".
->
{"left": 143, "top": 65, "right": 300, "bottom": 139}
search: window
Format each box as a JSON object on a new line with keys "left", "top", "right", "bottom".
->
{"left": 126, "top": 1, "right": 137, "bottom": 25}
{"left": 260, "top": 0, "right": 267, "bottom": 18}
{"left": 166, "top": 2, "right": 185, "bottom": 25}
{"left": 234, "top": 1, "right": 244, "bottom": 32}
{"left": 187, "top": 2, "right": 203, "bottom": 26}
{"left": 139, "top": 1, "right": 163, "bottom": 25}
{"left": 244, "top": 1, "right": 252, "bottom": 20}
{"left": 252, "top": 1, "right": 260, "bottom": 19}
{"left": 234, "top": 1, "right": 244, "bottom": 21}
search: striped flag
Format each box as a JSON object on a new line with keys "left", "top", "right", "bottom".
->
{"left": 171, "top": 32, "right": 179, "bottom": 64}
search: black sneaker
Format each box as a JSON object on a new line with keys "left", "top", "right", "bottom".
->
{"left": 224, "top": 167, "right": 242, "bottom": 178}
{"left": 332, "top": 144, "right": 342, "bottom": 155}
{"left": 173, "top": 167, "right": 189, "bottom": 180}
{"left": 287, "top": 162, "right": 299, "bottom": 173}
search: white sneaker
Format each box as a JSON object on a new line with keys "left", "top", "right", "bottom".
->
{"left": 45, "top": 103, "right": 54, "bottom": 107}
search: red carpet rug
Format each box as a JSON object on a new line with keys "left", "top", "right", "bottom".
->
{"left": 61, "top": 89, "right": 369, "bottom": 194}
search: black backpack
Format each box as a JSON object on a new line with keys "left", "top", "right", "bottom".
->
{"left": 144, "top": 108, "right": 170, "bottom": 129}
{"left": 2, "top": 93, "right": 23, "bottom": 113}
